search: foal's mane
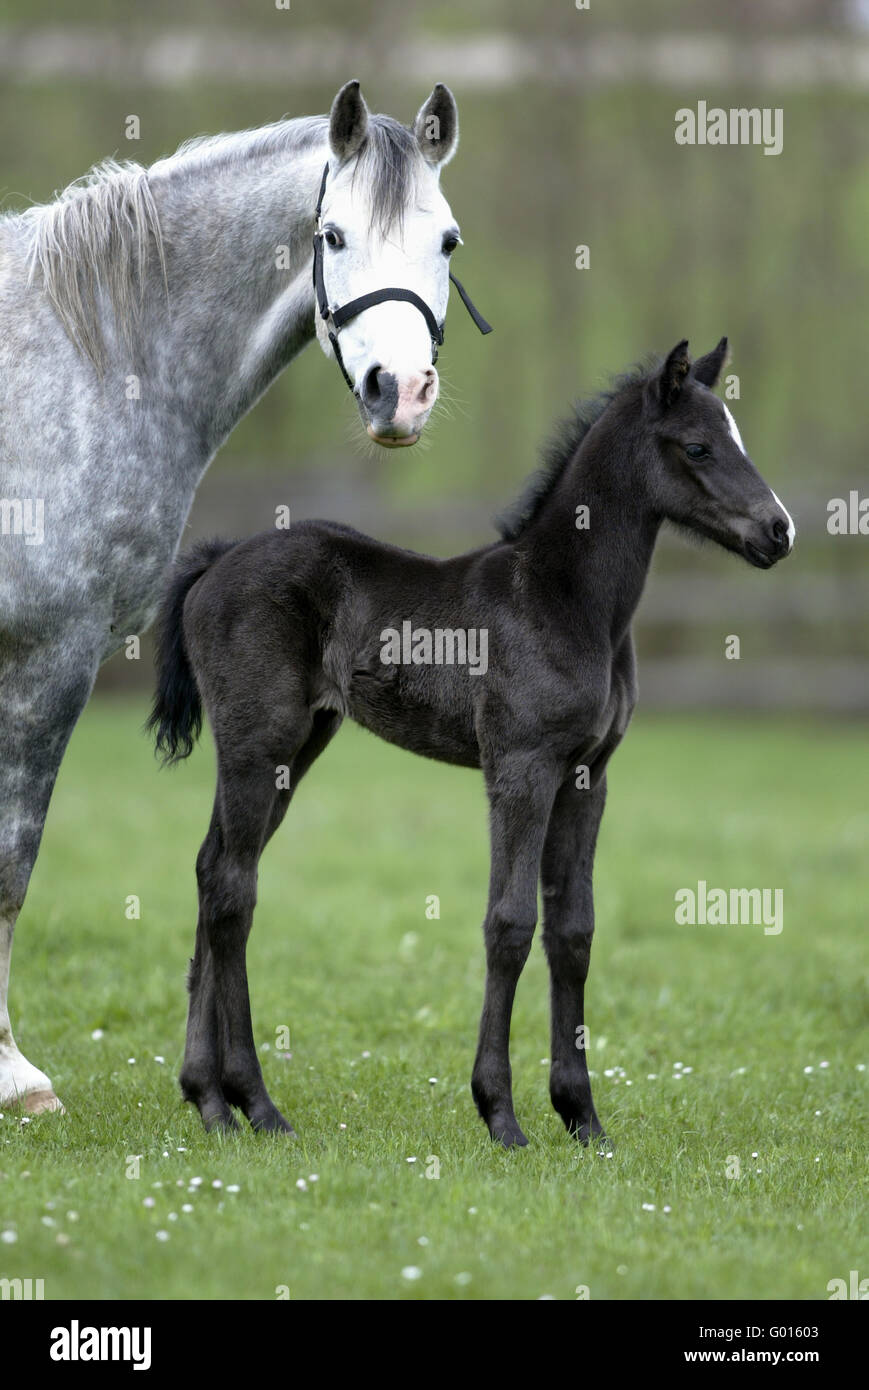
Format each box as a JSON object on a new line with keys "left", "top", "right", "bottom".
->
{"left": 16, "top": 112, "right": 420, "bottom": 369}
{"left": 495, "top": 362, "right": 652, "bottom": 542}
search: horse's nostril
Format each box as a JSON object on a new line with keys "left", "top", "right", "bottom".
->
{"left": 771, "top": 517, "right": 788, "bottom": 545}
{"left": 362, "top": 365, "right": 383, "bottom": 406}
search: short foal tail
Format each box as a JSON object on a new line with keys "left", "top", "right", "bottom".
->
{"left": 147, "top": 538, "right": 235, "bottom": 764}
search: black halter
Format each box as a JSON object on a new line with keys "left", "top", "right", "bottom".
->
{"left": 312, "top": 162, "right": 492, "bottom": 393}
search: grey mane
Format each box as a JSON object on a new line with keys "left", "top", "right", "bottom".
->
{"left": 496, "top": 363, "right": 652, "bottom": 542}
{"left": 16, "top": 111, "right": 420, "bottom": 371}
{"left": 20, "top": 159, "right": 166, "bottom": 369}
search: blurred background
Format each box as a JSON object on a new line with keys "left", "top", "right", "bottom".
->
{"left": 1, "top": 0, "right": 867, "bottom": 710}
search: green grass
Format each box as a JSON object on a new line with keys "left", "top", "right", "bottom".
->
{"left": 1, "top": 700, "right": 866, "bottom": 1300}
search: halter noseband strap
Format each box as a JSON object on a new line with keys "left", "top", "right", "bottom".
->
{"left": 312, "top": 162, "right": 492, "bottom": 393}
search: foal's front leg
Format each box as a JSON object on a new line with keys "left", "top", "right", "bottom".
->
{"left": 540, "top": 773, "right": 608, "bottom": 1144}
{"left": 471, "top": 753, "right": 561, "bottom": 1148}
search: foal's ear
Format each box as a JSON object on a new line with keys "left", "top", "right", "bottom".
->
{"left": 657, "top": 339, "right": 691, "bottom": 408}
{"left": 691, "top": 336, "right": 729, "bottom": 389}
{"left": 413, "top": 84, "right": 459, "bottom": 168}
{"left": 329, "top": 79, "right": 370, "bottom": 163}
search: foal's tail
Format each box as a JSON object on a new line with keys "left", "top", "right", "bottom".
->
{"left": 147, "top": 538, "right": 236, "bottom": 765}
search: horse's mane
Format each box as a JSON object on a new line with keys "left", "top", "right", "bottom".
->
{"left": 17, "top": 112, "right": 420, "bottom": 369}
{"left": 495, "top": 362, "right": 653, "bottom": 542}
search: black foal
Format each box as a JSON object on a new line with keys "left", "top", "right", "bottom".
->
{"left": 149, "top": 338, "right": 794, "bottom": 1144}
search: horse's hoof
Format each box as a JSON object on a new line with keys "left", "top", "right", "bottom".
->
{"left": 200, "top": 1106, "right": 240, "bottom": 1133}
{"left": 16, "top": 1088, "right": 65, "bottom": 1115}
{"left": 250, "top": 1107, "right": 296, "bottom": 1135}
{"left": 490, "top": 1120, "right": 528, "bottom": 1149}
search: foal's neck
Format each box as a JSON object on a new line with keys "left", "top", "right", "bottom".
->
{"left": 521, "top": 409, "right": 661, "bottom": 648}
{"left": 145, "top": 128, "right": 328, "bottom": 456}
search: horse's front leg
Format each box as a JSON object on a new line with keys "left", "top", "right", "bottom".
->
{"left": 0, "top": 637, "right": 99, "bottom": 1114}
{"left": 540, "top": 772, "right": 608, "bottom": 1144}
{"left": 471, "top": 752, "right": 561, "bottom": 1148}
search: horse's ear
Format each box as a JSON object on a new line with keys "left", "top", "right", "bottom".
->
{"left": 657, "top": 339, "right": 691, "bottom": 408}
{"left": 413, "top": 84, "right": 459, "bottom": 168}
{"left": 692, "top": 337, "right": 729, "bottom": 389}
{"left": 329, "top": 79, "right": 370, "bottom": 163}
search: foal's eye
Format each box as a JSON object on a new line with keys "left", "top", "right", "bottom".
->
{"left": 442, "top": 233, "right": 461, "bottom": 256}
{"left": 323, "top": 227, "right": 345, "bottom": 250}
{"left": 685, "top": 443, "right": 710, "bottom": 461}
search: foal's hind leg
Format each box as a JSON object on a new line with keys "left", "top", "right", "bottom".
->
{"left": 471, "top": 751, "right": 561, "bottom": 1148}
{"left": 182, "top": 759, "right": 295, "bottom": 1134}
{"left": 540, "top": 773, "right": 608, "bottom": 1144}
{"left": 180, "top": 810, "right": 240, "bottom": 1132}
{"left": 181, "top": 710, "right": 341, "bottom": 1133}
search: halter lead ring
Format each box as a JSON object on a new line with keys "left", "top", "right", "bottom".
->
{"left": 312, "top": 162, "right": 492, "bottom": 393}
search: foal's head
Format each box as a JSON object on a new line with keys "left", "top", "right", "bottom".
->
{"left": 315, "top": 81, "right": 462, "bottom": 448}
{"left": 644, "top": 338, "right": 794, "bottom": 567}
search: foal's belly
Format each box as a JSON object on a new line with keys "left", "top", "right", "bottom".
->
{"left": 346, "top": 665, "right": 482, "bottom": 770}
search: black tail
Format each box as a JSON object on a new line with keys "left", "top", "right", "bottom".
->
{"left": 147, "top": 538, "right": 236, "bottom": 764}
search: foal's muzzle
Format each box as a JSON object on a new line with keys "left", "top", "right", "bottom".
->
{"left": 743, "top": 514, "right": 793, "bottom": 569}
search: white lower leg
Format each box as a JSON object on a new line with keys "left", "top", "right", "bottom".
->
{"left": 0, "top": 913, "right": 62, "bottom": 1112}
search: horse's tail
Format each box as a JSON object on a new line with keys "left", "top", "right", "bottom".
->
{"left": 147, "top": 538, "right": 235, "bottom": 765}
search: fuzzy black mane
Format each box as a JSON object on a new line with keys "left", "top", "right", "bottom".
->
{"left": 495, "top": 362, "right": 653, "bottom": 542}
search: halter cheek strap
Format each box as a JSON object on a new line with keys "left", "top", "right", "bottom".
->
{"left": 312, "top": 162, "right": 492, "bottom": 394}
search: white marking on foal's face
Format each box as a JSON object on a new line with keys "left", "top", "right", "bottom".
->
{"left": 722, "top": 402, "right": 746, "bottom": 455}
{"left": 771, "top": 489, "right": 796, "bottom": 549}
{"left": 315, "top": 160, "right": 455, "bottom": 444}
{"left": 723, "top": 402, "right": 795, "bottom": 551}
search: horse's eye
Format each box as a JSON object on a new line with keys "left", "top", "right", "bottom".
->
{"left": 442, "top": 233, "right": 460, "bottom": 256}
{"left": 323, "top": 227, "right": 344, "bottom": 250}
{"left": 685, "top": 443, "right": 709, "bottom": 461}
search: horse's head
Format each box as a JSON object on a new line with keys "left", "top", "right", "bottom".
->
{"left": 645, "top": 338, "right": 795, "bottom": 568}
{"left": 314, "top": 81, "right": 462, "bottom": 448}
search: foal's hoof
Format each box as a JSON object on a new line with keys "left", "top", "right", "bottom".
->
{"left": 250, "top": 1106, "right": 296, "bottom": 1136}
{"left": 12, "top": 1088, "right": 65, "bottom": 1116}
{"left": 489, "top": 1118, "right": 528, "bottom": 1149}
{"left": 568, "top": 1118, "right": 609, "bottom": 1150}
{"left": 199, "top": 1103, "right": 241, "bottom": 1133}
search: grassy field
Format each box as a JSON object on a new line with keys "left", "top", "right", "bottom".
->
{"left": 0, "top": 699, "right": 866, "bottom": 1301}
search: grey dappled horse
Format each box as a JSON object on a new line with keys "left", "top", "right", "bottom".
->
{"left": 0, "top": 80, "right": 477, "bottom": 1113}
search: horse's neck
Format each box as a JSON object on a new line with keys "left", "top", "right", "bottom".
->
{"left": 144, "top": 136, "right": 328, "bottom": 455}
{"left": 524, "top": 430, "right": 661, "bottom": 647}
